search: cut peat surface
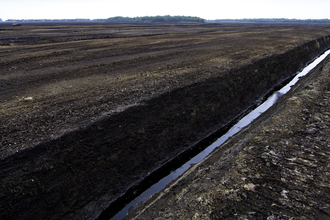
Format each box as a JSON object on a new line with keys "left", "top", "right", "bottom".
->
{"left": 128, "top": 44, "right": 330, "bottom": 220}
{"left": 1, "top": 23, "right": 330, "bottom": 219}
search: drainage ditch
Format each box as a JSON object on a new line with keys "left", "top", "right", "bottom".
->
{"left": 97, "top": 49, "right": 330, "bottom": 220}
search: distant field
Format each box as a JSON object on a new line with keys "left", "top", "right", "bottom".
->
{"left": 2, "top": 23, "right": 330, "bottom": 155}
{"left": 1, "top": 23, "right": 330, "bottom": 219}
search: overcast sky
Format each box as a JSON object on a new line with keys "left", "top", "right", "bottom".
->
{"left": 1, "top": 0, "right": 330, "bottom": 21}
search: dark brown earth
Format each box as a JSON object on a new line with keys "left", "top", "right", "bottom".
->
{"left": 128, "top": 49, "right": 330, "bottom": 220}
{"left": 1, "top": 23, "right": 330, "bottom": 219}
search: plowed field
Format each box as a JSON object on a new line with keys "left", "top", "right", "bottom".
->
{"left": 1, "top": 23, "right": 330, "bottom": 219}
{"left": 1, "top": 23, "right": 330, "bottom": 157}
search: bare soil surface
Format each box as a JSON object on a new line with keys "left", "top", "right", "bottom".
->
{"left": 2, "top": 23, "right": 330, "bottom": 158}
{"left": 129, "top": 51, "right": 330, "bottom": 220}
{"left": 1, "top": 23, "right": 330, "bottom": 219}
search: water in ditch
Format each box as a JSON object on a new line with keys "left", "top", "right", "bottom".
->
{"left": 108, "top": 49, "right": 330, "bottom": 220}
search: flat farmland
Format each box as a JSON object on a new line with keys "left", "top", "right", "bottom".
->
{"left": 1, "top": 23, "right": 330, "bottom": 156}
{"left": 1, "top": 23, "right": 330, "bottom": 219}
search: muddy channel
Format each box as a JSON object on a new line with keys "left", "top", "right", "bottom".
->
{"left": 128, "top": 44, "right": 330, "bottom": 220}
{"left": 110, "top": 49, "right": 330, "bottom": 220}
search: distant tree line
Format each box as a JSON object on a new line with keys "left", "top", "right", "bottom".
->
{"left": 207, "top": 18, "right": 330, "bottom": 24}
{"left": 5, "top": 16, "right": 205, "bottom": 23}
{"left": 6, "top": 17, "right": 330, "bottom": 24}
{"left": 102, "top": 15, "right": 205, "bottom": 23}
{"left": 5, "top": 19, "right": 92, "bottom": 23}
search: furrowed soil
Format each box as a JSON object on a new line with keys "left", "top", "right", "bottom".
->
{"left": 1, "top": 23, "right": 330, "bottom": 219}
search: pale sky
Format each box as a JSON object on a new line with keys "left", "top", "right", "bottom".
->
{"left": 1, "top": 0, "right": 330, "bottom": 21}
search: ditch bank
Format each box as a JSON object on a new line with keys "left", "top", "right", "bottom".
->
{"left": 1, "top": 36, "right": 330, "bottom": 220}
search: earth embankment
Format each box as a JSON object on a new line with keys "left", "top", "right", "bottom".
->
{"left": 1, "top": 23, "right": 330, "bottom": 219}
